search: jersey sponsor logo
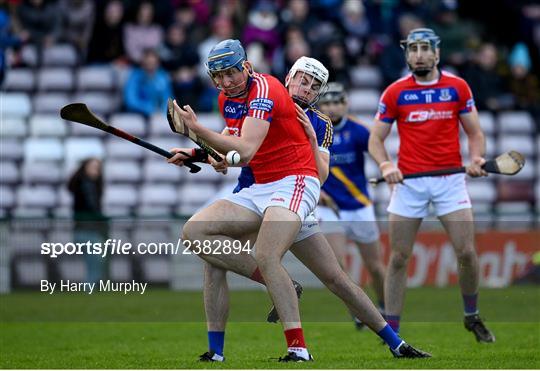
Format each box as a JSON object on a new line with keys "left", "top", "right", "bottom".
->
{"left": 404, "top": 93, "right": 419, "bottom": 101}
{"left": 398, "top": 87, "right": 459, "bottom": 105}
{"left": 249, "top": 98, "right": 274, "bottom": 112}
{"left": 331, "top": 152, "right": 356, "bottom": 164}
{"left": 223, "top": 101, "right": 247, "bottom": 119}
{"left": 378, "top": 102, "right": 387, "bottom": 114}
{"left": 406, "top": 109, "right": 454, "bottom": 122}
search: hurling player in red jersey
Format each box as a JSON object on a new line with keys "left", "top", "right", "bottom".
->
{"left": 170, "top": 50, "right": 431, "bottom": 362}
{"left": 369, "top": 28, "right": 495, "bottom": 343}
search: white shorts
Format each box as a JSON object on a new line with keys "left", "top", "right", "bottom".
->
{"left": 223, "top": 175, "right": 320, "bottom": 222}
{"left": 294, "top": 213, "right": 321, "bottom": 243}
{"left": 387, "top": 173, "right": 471, "bottom": 218}
{"left": 315, "top": 204, "right": 380, "bottom": 244}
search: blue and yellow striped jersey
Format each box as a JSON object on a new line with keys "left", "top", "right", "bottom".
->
{"left": 322, "top": 116, "right": 372, "bottom": 210}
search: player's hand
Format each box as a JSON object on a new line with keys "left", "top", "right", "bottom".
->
{"left": 380, "top": 161, "right": 403, "bottom": 184}
{"left": 167, "top": 147, "right": 194, "bottom": 166}
{"left": 209, "top": 156, "right": 228, "bottom": 175}
{"left": 173, "top": 100, "right": 201, "bottom": 133}
{"left": 295, "top": 103, "right": 317, "bottom": 144}
{"left": 466, "top": 156, "right": 488, "bottom": 177}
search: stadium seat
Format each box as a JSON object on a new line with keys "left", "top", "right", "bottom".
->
{"left": 57, "top": 259, "right": 87, "bottom": 281}
{"left": 0, "top": 117, "right": 27, "bottom": 137}
{"left": 497, "top": 111, "right": 534, "bottom": 134}
{"left": 14, "top": 260, "right": 47, "bottom": 285}
{"left": 33, "top": 92, "right": 71, "bottom": 114}
{"left": 347, "top": 89, "right": 380, "bottom": 113}
{"left": 135, "top": 205, "right": 172, "bottom": 217}
{"left": 57, "top": 187, "right": 72, "bottom": 208}
{"left": 37, "top": 67, "right": 74, "bottom": 91}
{"left": 497, "top": 135, "right": 534, "bottom": 157}
{"left": 467, "top": 180, "right": 496, "bottom": 203}
{"left": 462, "top": 135, "right": 495, "bottom": 157}
{"left": 477, "top": 111, "right": 496, "bottom": 134}
{"left": 1, "top": 92, "right": 32, "bottom": 117}
{"left": 69, "top": 120, "right": 106, "bottom": 136}
{"left": 102, "top": 205, "right": 131, "bottom": 218}
{"left": 0, "top": 162, "right": 18, "bottom": 184}
{"left": 0, "top": 186, "right": 15, "bottom": 208}
{"left": 16, "top": 185, "right": 57, "bottom": 208}
{"left": 350, "top": 65, "right": 382, "bottom": 88}
{"left": 178, "top": 183, "right": 217, "bottom": 206}
{"left": 198, "top": 113, "right": 225, "bottom": 132}
{"left": 185, "top": 163, "right": 224, "bottom": 183}
{"left": 149, "top": 113, "right": 174, "bottom": 136}
{"left": 142, "top": 159, "right": 183, "bottom": 182}
{"left": 12, "top": 207, "right": 49, "bottom": 218}
{"left": 110, "top": 113, "right": 147, "bottom": 137}
{"left": 29, "top": 114, "right": 68, "bottom": 137}
{"left": 103, "top": 184, "right": 139, "bottom": 208}
{"left": 72, "top": 92, "right": 119, "bottom": 116}
{"left": 76, "top": 66, "right": 115, "bottom": 91}
{"left": 8, "top": 230, "right": 45, "bottom": 254}
{"left": 64, "top": 138, "right": 105, "bottom": 170}
{"left": 2, "top": 68, "right": 35, "bottom": 91}
{"left": 42, "top": 44, "right": 78, "bottom": 66}
{"left": 145, "top": 137, "right": 187, "bottom": 159}
{"left": 103, "top": 160, "right": 142, "bottom": 183}
{"left": 0, "top": 139, "right": 24, "bottom": 161}
{"left": 20, "top": 44, "right": 38, "bottom": 67}
{"left": 22, "top": 161, "right": 62, "bottom": 184}
{"left": 140, "top": 183, "right": 178, "bottom": 206}
{"left": 141, "top": 257, "right": 170, "bottom": 282}
{"left": 105, "top": 137, "right": 145, "bottom": 160}
{"left": 24, "top": 138, "right": 64, "bottom": 161}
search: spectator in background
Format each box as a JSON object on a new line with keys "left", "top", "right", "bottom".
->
{"left": 58, "top": 0, "right": 94, "bottom": 59}
{"left": 197, "top": 16, "right": 234, "bottom": 78}
{"left": 279, "top": 0, "right": 318, "bottom": 44}
{"left": 123, "top": 1, "right": 162, "bottom": 64}
{"left": 507, "top": 43, "right": 540, "bottom": 118}
{"left": 172, "top": 4, "right": 206, "bottom": 45}
{"left": 340, "top": 0, "right": 370, "bottom": 59}
{"left": 321, "top": 37, "right": 351, "bottom": 87}
{"left": 242, "top": 0, "right": 280, "bottom": 61}
{"left": 272, "top": 36, "right": 310, "bottom": 82}
{"left": 463, "top": 42, "right": 514, "bottom": 111}
{"left": 379, "top": 13, "right": 424, "bottom": 87}
{"left": 1, "top": 4, "right": 25, "bottom": 84}
{"left": 124, "top": 48, "right": 172, "bottom": 117}
{"left": 429, "top": 2, "right": 480, "bottom": 70}
{"left": 158, "top": 23, "right": 199, "bottom": 72}
{"left": 16, "top": 0, "right": 61, "bottom": 59}
{"left": 68, "top": 158, "right": 107, "bottom": 284}
{"left": 87, "top": 0, "right": 125, "bottom": 64}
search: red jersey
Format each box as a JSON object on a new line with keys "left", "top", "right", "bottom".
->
{"left": 375, "top": 70, "right": 475, "bottom": 175}
{"left": 218, "top": 72, "right": 318, "bottom": 183}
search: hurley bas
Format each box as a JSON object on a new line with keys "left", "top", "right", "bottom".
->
{"left": 41, "top": 280, "right": 147, "bottom": 295}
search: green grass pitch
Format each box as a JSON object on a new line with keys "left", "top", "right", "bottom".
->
{"left": 1, "top": 286, "right": 539, "bottom": 369}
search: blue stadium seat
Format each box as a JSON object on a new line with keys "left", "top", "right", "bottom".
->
{"left": 103, "top": 160, "right": 142, "bottom": 183}
{"left": 76, "top": 66, "right": 115, "bottom": 91}
{"left": 29, "top": 114, "right": 68, "bottom": 137}
{"left": 24, "top": 138, "right": 64, "bottom": 161}
{"left": 0, "top": 117, "right": 27, "bottom": 137}
{"left": 142, "top": 159, "right": 183, "bottom": 183}
{"left": 33, "top": 92, "right": 71, "bottom": 114}
{"left": 1, "top": 92, "right": 32, "bottom": 117}
{"left": 110, "top": 113, "right": 147, "bottom": 137}
{"left": 42, "top": 44, "right": 78, "bottom": 67}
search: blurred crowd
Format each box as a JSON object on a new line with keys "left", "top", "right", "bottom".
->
{"left": 1, "top": 0, "right": 539, "bottom": 120}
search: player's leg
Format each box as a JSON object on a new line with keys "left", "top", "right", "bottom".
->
{"left": 290, "top": 232, "right": 431, "bottom": 358}
{"left": 433, "top": 173, "right": 495, "bottom": 342}
{"left": 200, "top": 262, "right": 228, "bottom": 362}
{"left": 438, "top": 208, "right": 495, "bottom": 342}
{"left": 183, "top": 199, "right": 263, "bottom": 281}
{"left": 385, "top": 213, "right": 422, "bottom": 333}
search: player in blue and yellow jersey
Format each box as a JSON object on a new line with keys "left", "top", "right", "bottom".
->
{"left": 316, "top": 82, "right": 386, "bottom": 329}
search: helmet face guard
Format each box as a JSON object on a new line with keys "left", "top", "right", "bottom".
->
{"left": 400, "top": 28, "right": 441, "bottom": 77}
{"left": 319, "top": 82, "right": 346, "bottom": 104}
{"left": 206, "top": 39, "right": 250, "bottom": 97}
{"left": 286, "top": 56, "right": 329, "bottom": 107}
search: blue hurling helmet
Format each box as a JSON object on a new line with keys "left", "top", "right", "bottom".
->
{"left": 206, "top": 39, "right": 249, "bottom": 97}
{"left": 400, "top": 28, "right": 441, "bottom": 51}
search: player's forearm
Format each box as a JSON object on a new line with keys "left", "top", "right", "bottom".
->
{"left": 467, "top": 131, "right": 486, "bottom": 162}
{"left": 368, "top": 134, "right": 391, "bottom": 165}
{"left": 314, "top": 151, "right": 329, "bottom": 184}
{"left": 193, "top": 124, "right": 259, "bottom": 162}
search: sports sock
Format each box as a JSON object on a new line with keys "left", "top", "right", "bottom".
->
{"left": 250, "top": 267, "right": 265, "bottom": 284}
{"left": 377, "top": 324, "right": 403, "bottom": 350}
{"left": 385, "top": 314, "right": 400, "bottom": 333}
{"left": 462, "top": 293, "right": 479, "bottom": 316}
{"left": 284, "top": 328, "right": 309, "bottom": 358}
{"left": 208, "top": 331, "right": 225, "bottom": 356}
